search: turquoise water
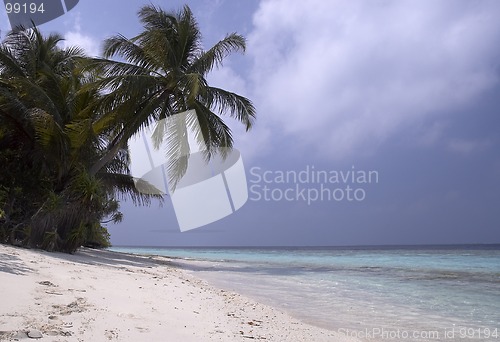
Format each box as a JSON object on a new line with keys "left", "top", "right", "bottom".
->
{"left": 110, "top": 246, "right": 500, "bottom": 341}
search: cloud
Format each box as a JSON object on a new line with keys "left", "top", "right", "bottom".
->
{"left": 248, "top": 0, "right": 500, "bottom": 159}
{"left": 61, "top": 12, "right": 100, "bottom": 57}
{"left": 63, "top": 30, "right": 100, "bottom": 57}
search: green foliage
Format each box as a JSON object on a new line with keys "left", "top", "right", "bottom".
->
{"left": 83, "top": 223, "right": 111, "bottom": 249}
{"left": 0, "top": 27, "right": 150, "bottom": 252}
{"left": 42, "top": 230, "right": 59, "bottom": 252}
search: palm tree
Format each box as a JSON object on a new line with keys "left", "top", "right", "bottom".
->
{"left": 86, "top": 5, "right": 256, "bottom": 187}
{"left": 0, "top": 27, "right": 157, "bottom": 252}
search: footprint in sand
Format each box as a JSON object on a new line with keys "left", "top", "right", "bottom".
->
{"left": 52, "top": 298, "right": 89, "bottom": 316}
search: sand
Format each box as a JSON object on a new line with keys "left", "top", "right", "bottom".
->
{"left": 0, "top": 244, "right": 360, "bottom": 341}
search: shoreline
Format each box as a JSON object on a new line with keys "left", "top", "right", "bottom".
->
{"left": 0, "top": 244, "right": 360, "bottom": 341}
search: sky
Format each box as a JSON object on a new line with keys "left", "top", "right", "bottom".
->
{"left": 2, "top": 0, "right": 499, "bottom": 246}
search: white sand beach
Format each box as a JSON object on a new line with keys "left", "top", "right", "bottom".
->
{"left": 0, "top": 244, "right": 359, "bottom": 341}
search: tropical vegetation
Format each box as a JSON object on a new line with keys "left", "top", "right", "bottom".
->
{"left": 0, "top": 5, "right": 255, "bottom": 253}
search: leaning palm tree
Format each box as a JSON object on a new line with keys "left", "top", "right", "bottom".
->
{"left": 86, "top": 5, "right": 255, "bottom": 187}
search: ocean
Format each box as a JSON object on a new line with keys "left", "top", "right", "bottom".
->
{"left": 109, "top": 245, "right": 500, "bottom": 341}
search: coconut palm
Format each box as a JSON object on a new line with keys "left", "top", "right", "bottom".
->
{"left": 85, "top": 5, "right": 256, "bottom": 187}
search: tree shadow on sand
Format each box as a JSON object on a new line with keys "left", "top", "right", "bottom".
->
{"left": 0, "top": 252, "right": 33, "bottom": 275}
{"left": 45, "top": 247, "right": 173, "bottom": 269}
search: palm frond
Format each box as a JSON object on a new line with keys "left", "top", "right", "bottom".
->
{"left": 163, "top": 110, "right": 192, "bottom": 190}
{"left": 204, "top": 86, "right": 255, "bottom": 130}
{"left": 189, "top": 33, "right": 246, "bottom": 75}
{"left": 13, "top": 77, "right": 62, "bottom": 123}
{"left": 30, "top": 108, "right": 68, "bottom": 159}
{"left": 65, "top": 118, "right": 94, "bottom": 150}
{"left": 103, "top": 35, "right": 157, "bottom": 70}
{"left": 138, "top": 5, "right": 179, "bottom": 31}
{"left": 98, "top": 172, "right": 162, "bottom": 205}
{"left": 0, "top": 44, "right": 26, "bottom": 77}
{"left": 0, "top": 87, "right": 35, "bottom": 144}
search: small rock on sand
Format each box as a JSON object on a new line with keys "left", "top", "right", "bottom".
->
{"left": 27, "top": 329, "right": 43, "bottom": 339}
{"left": 38, "top": 281, "right": 56, "bottom": 287}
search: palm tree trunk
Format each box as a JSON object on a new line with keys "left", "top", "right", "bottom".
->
{"left": 89, "top": 139, "right": 125, "bottom": 176}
